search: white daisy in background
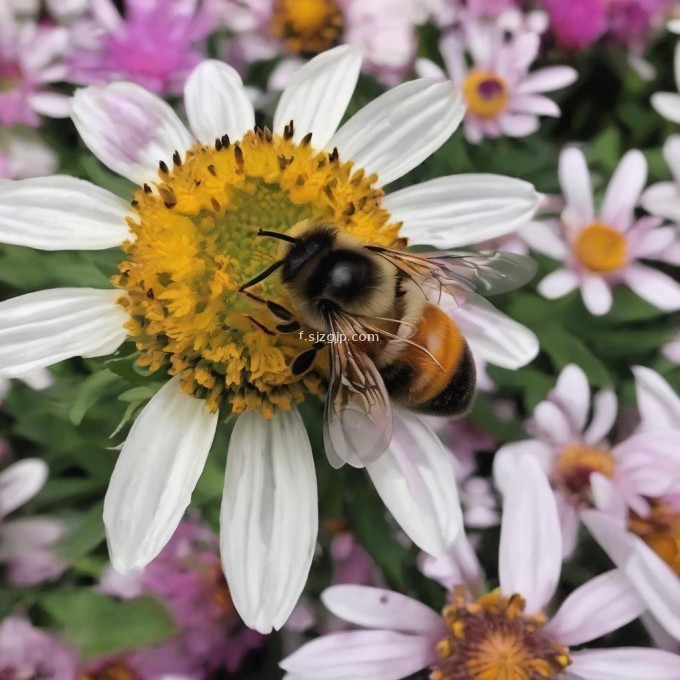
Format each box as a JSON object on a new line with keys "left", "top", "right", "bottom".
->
{"left": 494, "top": 363, "right": 680, "bottom": 557}
{"left": 527, "top": 146, "right": 680, "bottom": 315}
{"left": 281, "top": 456, "right": 680, "bottom": 680}
{"left": 651, "top": 25, "right": 680, "bottom": 123}
{"left": 416, "top": 16, "right": 577, "bottom": 143}
{"left": 0, "top": 46, "right": 539, "bottom": 632}
{"left": 642, "top": 135, "right": 680, "bottom": 225}
{"left": 583, "top": 366, "right": 680, "bottom": 644}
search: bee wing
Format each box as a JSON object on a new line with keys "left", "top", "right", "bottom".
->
{"left": 322, "top": 313, "right": 393, "bottom": 470}
{"left": 368, "top": 246, "right": 536, "bottom": 301}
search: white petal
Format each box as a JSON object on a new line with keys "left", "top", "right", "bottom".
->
{"left": 366, "top": 411, "right": 462, "bottom": 556}
{"left": 559, "top": 147, "right": 593, "bottom": 227}
{"left": 498, "top": 112, "right": 540, "bottom": 138}
{"left": 499, "top": 455, "right": 561, "bottom": 613}
{"left": 321, "top": 586, "right": 443, "bottom": 635}
{"left": 274, "top": 45, "right": 361, "bottom": 149}
{"left": 28, "top": 92, "right": 72, "bottom": 118}
{"left": 453, "top": 297, "right": 538, "bottom": 369}
{"left": 0, "top": 288, "right": 127, "bottom": 376}
{"left": 632, "top": 365, "right": 680, "bottom": 432}
{"left": 104, "top": 377, "right": 218, "bottom": 572}
{"left": 414, "top": 58, "right": 447, "bottom": 80}
{"left": 510, "top": 94, "right": 561, "bottom": 117}
{"left": 652, "top": 92, "right": 680, "bottom": 124}
{"left": 581, "top": 275, "right": 612, "bottom": 316}
{"left": 279, "top": 630, "right": 437, "bottom": 680}
{"left": 493, "top": 440, "right": 555, "bottom": 497}
{"left": 0, "top": 176, "right": 130, "bottom": 250}
{"left": 221, "top": 408, "right": 317, "bottom": 633}
{"left": 329, "top": 79, "right": 465, "bottom": 186}
{"left": 0, "top": 459, "right": 48, "bottom": 518}
{"left": 184, "top": 60, "right": 255, "bottom": 145}
{"left": 538, "top": 268, "right": 579, "bottom": 299}
{"left": 600, "top": 150, "right": 647, "bottom": 231}
{"left": 583, "top": 510, "right": 680, "bottom": 640}
{"left": 640, "top": 181, "right": 680, "bottom": 222}
{"left": 71, "top": 82, "right": 194, "bottom": 185}
{"left": 546, "top": 570, "right": 646, "bottom": 646}
{"left": 570, "top": 648, "right": 680, "bottom": 680}
{"left": 622, "top": 264, "right": 680, "bottom": 312}
{"left": 520, "top": 220, "right": 569, "bottom": 260}
{"left": 383, "top": 174, "right": 538, "bottom": 248}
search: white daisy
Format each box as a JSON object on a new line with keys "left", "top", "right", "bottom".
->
{"left": 651, "top": 38, "right": 680, "bottom": 123}
{"left": 0, "top": 46, "right": 538, "bottom": 632}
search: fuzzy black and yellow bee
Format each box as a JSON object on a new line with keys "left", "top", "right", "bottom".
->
{"left": 239, "top": 219, "right": 536, "bottom": 467}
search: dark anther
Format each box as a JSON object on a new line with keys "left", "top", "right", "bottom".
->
{"left": 343, "top": 202, "right": 355, "bottom": 216}
{"left": 283, "top": 120, "right": 295, "bottom": 139}
{"left": 329, "top": 147, "right": 339, "bottom": 162}
{"left": 207, "top": 164, "right": 217, "bottom": 176}
{"left": 214, "top": 137, "right": 223, "bottom": 151}
{"left": 143, "top": 183, "right": 152, "bottom": 193}
{"left": 173, "top": 150, "right": 182, "bottom": 166}
{"left": 301, "top": 132, "right": 312, "bottom": 146}
{"left": 234, "top": 145, "right": 244, "bottom": 168}
{"left": 146, "top": 288, "right": 155, "bottom": 299}
{"left": 221, "top": 134, "right": 230, "bottom": 148}
{"left": 264, "top": 127, "right": 273, "bottom": 142}
{"left": 131, "top": 199, "right": 139, "bottom": 208}
{"left": 159, "top": 160, "right": 169, "bottom": 174}
{"left": 211, "top": 197, "right": 221, "bottom": 212}
{"left": 278, "top": 154, "right": 294, "bottom": 170}
{"left": 194, "top": 179, "right": 201, "bottom": 187}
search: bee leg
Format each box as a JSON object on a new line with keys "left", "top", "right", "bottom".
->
{"left": 244, "top": 315, "right": 276, "bottom": 336}
{"left": 289, "top": 341, "right": 324, "bottom": 377}
{"left": 240, "top": 290, "right": 295, "bottom": 322}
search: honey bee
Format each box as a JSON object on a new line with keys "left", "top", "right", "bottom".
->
{"left": 239, "top": 219, "right": 536, "bottom": 468}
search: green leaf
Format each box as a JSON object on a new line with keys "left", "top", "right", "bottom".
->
{"left": 70, "top": 370, "right": 120, "bottom": 425}
{"left": 40, "top": 590, "right": 176, "bottom": 659}
{"left": 537, "top": 327, "right": 612, "bottom": 387}
{"left": 605, "top": 287, "right": 669, "bottom": 323}
{"left": 56, "top": 502, "right": 105, "bottom": 561}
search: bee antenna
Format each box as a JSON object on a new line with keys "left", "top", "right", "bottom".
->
{"left": 256, "top": 229, "right": 298, "bottom": 244}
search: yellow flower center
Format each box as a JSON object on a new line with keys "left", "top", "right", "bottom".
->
{"left": 572, "top": 222, "right": 627, "bottom": 273}
{"left": 114, "top": 125, "right": 401, "bottom": 417}
{"left": 270, "top": 0, "right": 344, "bottom": 55}
{"left": 629, "top": 501, "right": 680, "bottom": 575}
{"left": 431, "top": 587, "right": 571, "bottom": 680}
{"left": 462, "top": 70, "right": 510, "bottom": 119}
{"left": 555, "top": 443, "right": 615, "bottom": 504}
{"left": 80, "top": 662, "right": 137, "bottom": 680}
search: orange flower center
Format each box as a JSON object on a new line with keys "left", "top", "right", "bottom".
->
{"left": 80, "top": 662, "right": 137, "bottom": 680}
{"left": 629, "top": 501, "right": 680, "bottom": 575}
{"left": 430, "top": 587, "right": 571, "bottom": 680}
{"left": 555, "top": 443, "right": 615, "bottom": 504}
{"left": 270, "top": 0, "right": 344, "bottom": 55}
{"left": 572, "top": 222, "right": 627, "bottom": 273}
{"left": 462, "top": 71, "right": 510, "bottom": 119}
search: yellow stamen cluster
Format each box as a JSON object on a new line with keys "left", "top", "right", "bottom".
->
{"left": 270, "top": 0, "right": 344, "bottom": 55}
{"left": 431, "top": 587, "right": 571, "bottom": 680}
{"left": 114, "top": 124, "right": 401, "bottom": 416}
{"left": 462, "top": 70, "right": 510, "bottom": 119}
{"left": 555, "top": 443, "right": 615, "bottom": 504}
{"left": 79, "top": 662, "right": 136, "bottom": 680}
{"left": 573, "top": 222, "right": 628, "bottom": 273}
{"left": 629, "top": 501, "right": 680, "bottom": 575}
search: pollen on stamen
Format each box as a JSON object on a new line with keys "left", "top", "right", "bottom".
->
{"left": 113, "top": 127, "right": 402, "bottom": 417}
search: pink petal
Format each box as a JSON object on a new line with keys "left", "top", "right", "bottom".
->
{"left": 546, "top": 570, "right": 646, "bottom": 646}
{"left": 581, "top": 275, "right": 612, "bottom": 316}
{"left": 533, "top": 400, "right": 577, "bottom": 443}
{"left": 321, "top": 586, "right": 444, "bottom": 636}
{"left": 553, "top": 364, "right": 590, "bottom": 432}
{"left": 538, "top": 268, "right": 579, "bottom": 299}
{"left": 583, "top": 388, "right": 617, "bottom": 445}
{"left": 663, "top": 135, "right": 680, "bottom": 185}
{"left": 0, "top": 459, "right": 47, "bottom": 519}
{"left": 559, "top": 147, "right": 593, "bottom": 227}
{"left": 632, "top": 365, "right": 680, "bottom": 432}
{"left": 517, "top": 67, "right": 578, "bottom": 94}
{"left": 570, "top": 648, "right": 680, "bottom": 680}
{"left": 510, "top": 94, "right": 560, "bottom": 117}
{"left": 520, "top": 220, "right": 569, "bottom": 259}
{"left": 439, "top": 32, "right": 467, "bottom": 84}
{"left": 641, "top": 181, "right": 680, "bottom": 222}
{"left": 632, "top": 226, "right": 678, "bottom": 259}
{"left": 622, "top": 264, "right": 680, "bottom": 311}
{"left": 590, "top": 473, "right": 628, "bottom": 525}
{"left": 279, "top": 630, "right": 437, "bottom": 680}
{"left": 493, "top": 440, "right": 555, "bottom": 497}
{"left": 498, "top": 112, "right": 540, "bottom": 137}
{"left": 583, "top": 510, "right": 680, "bottom": 640}
{"left": 600, "top": 150, "right": 647, "bottom": 231}
{"left": 499, "top": 456, "right": 562, "bottom": 613}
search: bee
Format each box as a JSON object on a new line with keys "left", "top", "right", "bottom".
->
{"left": 239, "top": 219, "right": 536, "bottom": 468}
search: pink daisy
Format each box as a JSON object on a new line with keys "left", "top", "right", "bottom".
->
{"left": 0, "top": 128, "right": 58, "bottom": 180}
{"left": 66, "top": 0, "right": 212, "bottom": 96}
{"left": 281, "top": 456, "right": 680, "bottom": 680}
{"left": 527, "top": 146, "right": 680, "bottom": 315}
{"left": 494, "top": 363, "right": 680, "bottom": 556}
{"left": 416, "top": 17, "right": 577, "bottom": 143}
{"left": 0, "top": 4, "right": 71, "bottom": 126}
{"left": 642, "top": 135, "right": 680, "bottom": 225}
